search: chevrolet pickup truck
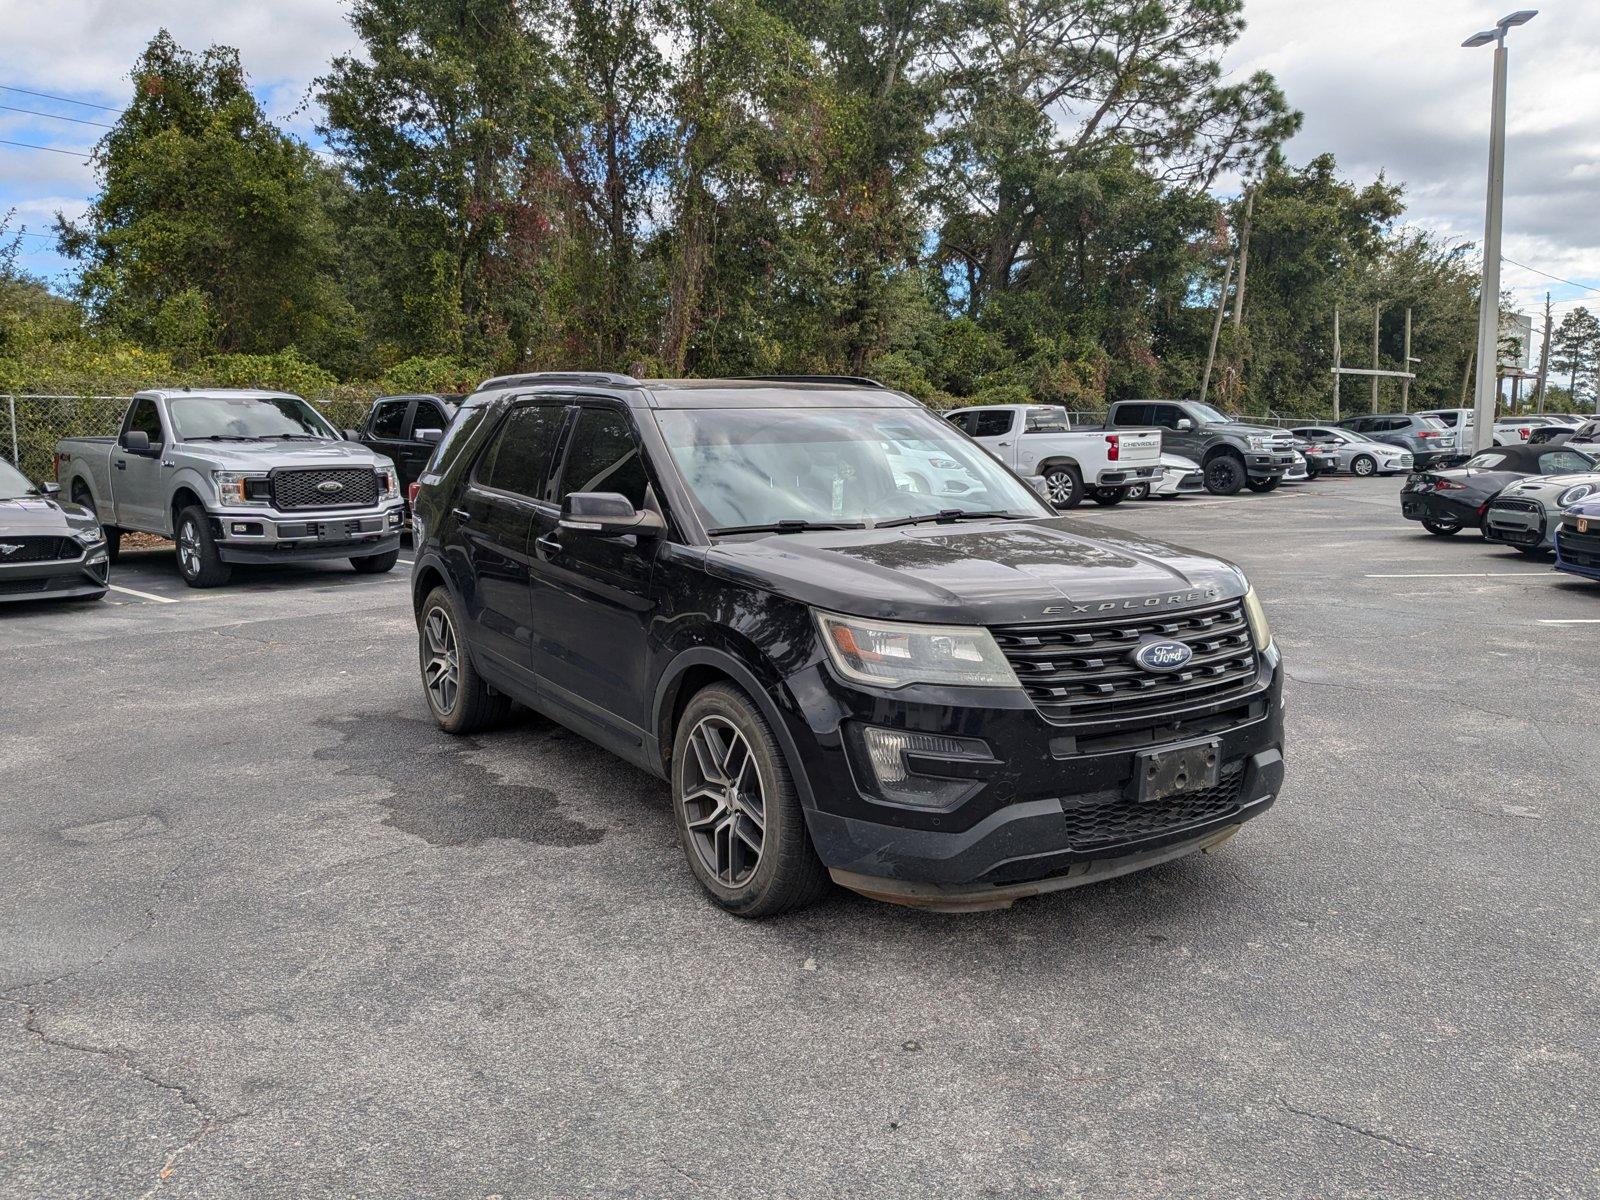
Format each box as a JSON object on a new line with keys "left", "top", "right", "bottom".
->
{"left": 55, "top": 389, "right": 405, "bottom": 587}
{"left": 945, "top": 404, "right": 1162, "bottom": 508}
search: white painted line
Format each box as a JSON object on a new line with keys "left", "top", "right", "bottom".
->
{"left": 107, "top": 583, "right": 180, "bottom": 604}
{"left": 397, "top": 559, "right": 414, "bottom": 566}
{"left": 1537, "top": 619, "right": 1600, "bottom": 625}
{"left": 1364, "top": 571, "right": 1549, "bottom": 579}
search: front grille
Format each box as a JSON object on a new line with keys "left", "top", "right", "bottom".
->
{"left": 1060, "top": 764, "right": 1246, "bottom": 850}
{"left": 1558, "top": 526, "right": 1600, "bottom": 569}
{"left": 1486, "top": 499, "right": 1543, "bottom": 545}
{"left": 0, "top": 536, "right": 77, "bottom": 563}
{"left": 271, "top": 468, "right": 379, "bottom": 510}
{"left": 991, "top": 599, "right": 1260, "bottom": 726}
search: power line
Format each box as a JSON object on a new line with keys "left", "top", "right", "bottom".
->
{"left": 0, "top": 137, "right": 91, "bottom": 157}
{"left": 0, "top": 84, "right": 121, "bottom": 113}
{"left": 1502, "top": 255, "right": 1600, "bottom": 296}
{"left": 0, "top": 103, "right": 114, "bottom": 129}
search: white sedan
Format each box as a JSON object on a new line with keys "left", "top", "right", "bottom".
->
{"left": 1127, "top": 454, "right": 1206, "bottom": 500}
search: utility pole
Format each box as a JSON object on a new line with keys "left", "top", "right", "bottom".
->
{"left": 1332, "top": 307, "right": 1342, "bottom": 421}
{"left": 1371, "top": 304, "right": 1382, "bottom": 412}
{"left": 1401, "top": 307, "right": 1413, "bottom": 411}
{"left": 1199, "top": 255, "right": 1234, "bottom": 406}
{"left": 1464, "top": 11, "right": 1535, "bottom": 452}
{"left": 1232, "top": 188, "right": 1254, "bottom": 329}
{"left": 1534, "top": 292, "right": 1552, "bottom": 411}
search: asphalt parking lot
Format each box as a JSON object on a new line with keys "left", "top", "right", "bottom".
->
{"left": 3, "top": 476, "right": 1597, "bottom": 1199}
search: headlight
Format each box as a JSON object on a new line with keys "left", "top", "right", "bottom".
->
{"left": 816, "top": 611, "right": 1020, "bottom": 689}
{"left": 1558, "top": 484, "right": 1594, "bottom": 507}
{"left": 376, "top": 469, "right": 400, "bottom": 500}
{"left": 1247, "top": 435, "right": 1271, "bottom": 452}
{"left": 1242, "top": 586, "right": 1272, "bottom": 651}
{"left": 213, "top": 471, "right": 269, "bottom": 505}
{"left": 72, "top": 527, "right": 105, "bottom": 546}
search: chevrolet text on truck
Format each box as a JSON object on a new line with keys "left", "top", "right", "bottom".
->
{"left": 409, "top": 373, "right": 1285, "bottom": 916}
{"left": 55, "top": 389, "right": 405, "bottom": 587}
{"left": 945, "top": 403, "right": 1163, "bottom": 507}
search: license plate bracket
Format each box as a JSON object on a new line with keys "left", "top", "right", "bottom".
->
{"left": 1133, "top": 738, "right": 1220, "bottom": 803}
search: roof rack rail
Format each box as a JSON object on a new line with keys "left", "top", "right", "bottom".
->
{"left": 742, "top": 375, "right": 884, "bottom": 388}
{"left": 474, "top": 371, "right": 641, "bottom": 391}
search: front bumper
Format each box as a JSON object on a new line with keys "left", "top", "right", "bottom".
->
{"left": 1483, "top": 499, "right": 1551, "bottom": 549}
{"left": 1155, "top": 470, "right": 1206, "bottom": 496}
{"left": 1555, "top": 523, "right": 1600, "bottom": 580}
{"left": 1246, "top": 451, "right": 1295, "bottom": 479}
{"left": 0, "top": 548, "right": 109, "bottom": 603}
{"left": 784, "top": 650, "right": 1286, "bottom": 910}
{"left": 209, "top": 502, "right": 405, "bottom": 563}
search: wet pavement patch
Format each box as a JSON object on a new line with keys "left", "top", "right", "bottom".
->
{"left": 316, "top": 712, "right": 608, "bottom": 849}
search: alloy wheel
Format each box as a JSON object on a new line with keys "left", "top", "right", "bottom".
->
{"left": 680, "top": 715, "right": 766, "bottom": 887}
{"left": 177, "top": 518, "right": 202, "bottom": 578}
{"left": 1044, "top": 470, "right": 1076, "bottom": 506}
{"left": 423, "top": 608, "right": 460, "bottom": 715}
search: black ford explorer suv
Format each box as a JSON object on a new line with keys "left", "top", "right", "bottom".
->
{"left": 410, "top": 374, "right": 1285, "bottom": 916}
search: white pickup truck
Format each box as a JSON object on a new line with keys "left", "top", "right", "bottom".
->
{"left": 55, "top": 389, "right": 405, "bottom": 588}
{"left": 945, "top": 403, "right": 1162, "bottom": 508}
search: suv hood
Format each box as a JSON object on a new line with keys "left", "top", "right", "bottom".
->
{"left": 702, "top": 516, "right": 1247, "bottom": 625}
{"left": 176, "top": 439, "right": 394, "bottom": 469}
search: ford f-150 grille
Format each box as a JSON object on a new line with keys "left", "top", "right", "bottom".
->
{"left": 271, "top": 468, "right": 379, "bottom": 510}
{"left": 991, "top": 599, "right": 1260, "bottom": 725}
{"left": 0, "top": 536, "right": 77, "bottom": 563}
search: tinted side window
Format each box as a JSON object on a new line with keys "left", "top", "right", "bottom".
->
{"left": 126, "top": 399, "right": 164, "bottom": 443}
{"left": 946, "top": 412, "right": 974, "bottom": 434}
{"left": 558, "top": 408, "right": 649, "bottom": 509}
{"left": 1148, "top": 405, "right": 1184, "bottom": 429}
{"left": 478, "top": 404, "right": 567, "bottom": 499}
{"left": 371, "top": 400, "right": 408, "bottom": 439}
{"left": 1116, "top": 403, "right": 1151, "bottom": 426}
{"left": 413, "top": 402, "right": 449, "bottom": 436}
{"left": 970, "top": 410, "right": 1015, "bottom": 438}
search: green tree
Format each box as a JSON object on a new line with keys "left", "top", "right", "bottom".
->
{"left": 1551, "top": 307, "right": 1600, "bottom": 404}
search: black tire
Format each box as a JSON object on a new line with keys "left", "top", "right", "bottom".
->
{"left": 1089, "top": 487, "right": 1127, "bottom": 506}
{"left": 1352, "top": 454, "right": 1377, "bottom": 477}
{"left": 671, "top": 682, "right": 830, "bottom": 918}
{"left": 173, "top": 506, "right": 232, "bottom": 588}
{"left": 1245, "top": 477, "right": 1281, "bottom": 493}
{"left": 418, "top": 586, "right": 510, "bottom": 734}
{"left": 1041, "top": 464, "right": 1084, "bottom": 509}
{"left": 351, "top": 548, "right": 401, "bottom": 574}
{"left": 1125, "top": 482, "right": 1151, "bottom": 501}
{"left": 1203, "top": 455, "right": 1246, "bottom": 496}
{"left": 73, "top": 484, "right": 121, "bottom": 563}
{"left": 1421, "top": 518, "right": 1462, "bottom": 536}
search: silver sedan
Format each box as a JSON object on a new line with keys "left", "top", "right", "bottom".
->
{"left": 1290, "top": 426, "right": 1414, "bottom": 476}
{"left": 1483, "top": 472, "right": 1600, "bottom": 554}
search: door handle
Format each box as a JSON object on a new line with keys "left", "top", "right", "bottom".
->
{"left": 534, "top": 532, "right": 562, "bottom": 558}
{"left": 115, "top": 459, "right": 126, "bottom": 470}
{"left": 997, "top": 441, "right": 1012, "bottom": 447}
{"left": 452, "top": 507, "right": 472, "bottom": 522}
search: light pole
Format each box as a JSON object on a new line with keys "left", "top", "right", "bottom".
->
{"left": 1464, "top": 10, "right": 1536, "bottom": 452}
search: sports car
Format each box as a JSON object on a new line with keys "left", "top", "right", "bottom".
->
{"left": 1400, "top": 443, "right": 1596, "bottom": 537}
{"left": 1483, "top": 471, "right": 1600, "bottom": 555}
{"left": 0, "top": 458, "right": 110, "bottom": 603}
{"left": 1554, "top": 495, "right": 1600, "bottom": 581}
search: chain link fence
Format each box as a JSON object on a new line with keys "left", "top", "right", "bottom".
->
{"left": 2, "top": 393, "right": 376, "bottom": 485}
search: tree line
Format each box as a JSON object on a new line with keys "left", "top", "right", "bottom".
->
{"left": 4, "top": 2, "right": 1594, "bottom": 413}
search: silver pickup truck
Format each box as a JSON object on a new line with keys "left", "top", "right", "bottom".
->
{"left": 55, "top": 389, "right": 405, "bottom": 587}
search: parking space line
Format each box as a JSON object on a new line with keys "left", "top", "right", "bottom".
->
{"left": 107, "top": 583, "right": 180, "bottom": 604}
{"left": 1364, "top": 571, "right": 1549, "bottom": 579}
{"left": 1538, "top": 619, "right": 1600, "bottom": 625}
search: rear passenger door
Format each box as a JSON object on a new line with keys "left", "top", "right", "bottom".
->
{"left": 364, "top": 399, "right": 413, "bottom": 472}
{"left": 963, "top": 409, "right": 1019, "bottom": 467}
{"left": 455, "top": 399, "right": 569, "bottom": 695}
{"left": 527, "top": 402, "right": 662, "bottom": 743}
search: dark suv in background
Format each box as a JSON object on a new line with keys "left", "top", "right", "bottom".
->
{"left": 409, "top": 373, "right": 1285, "bottom": 917}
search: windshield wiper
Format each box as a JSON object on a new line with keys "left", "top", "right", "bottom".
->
{"left": 708, "top": 519, "right": 869, "bottom": 536}
{"left": 185, "top": 434, "right": 267, "bottom": 442}
{"left": 273, "top": 433, "right": 332, "bottom": 440}
{"left": 875, "top": 509, "right": 1019, "bottom": 529}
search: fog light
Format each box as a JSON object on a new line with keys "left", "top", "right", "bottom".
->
{"left": 857, "top": 727, "right": 995, "bottom": 809}
{"left": 388, "top": 511, "right": 403, "bottom": 527}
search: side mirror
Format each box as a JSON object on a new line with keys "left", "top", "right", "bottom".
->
{"left": 121, "top": 430, "right": 150, "bottom": 452}
{"left": 415, "top": 429, "right": 443, "bottom": 446}
{"left": 343, "top": 429, "right": 362, "bottom": 441}
{"left": 39, "top": 481, "right": 61, "bottom": 496}
{"left": 559, "top": 492, "right": 664, "bottom": 538}
{"left": 1175, "top": 418, "right": 1193, "bottom": 431}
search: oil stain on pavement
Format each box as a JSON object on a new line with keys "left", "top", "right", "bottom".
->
{"left": 317, "top": 712, "right": 607, "bottom": 849}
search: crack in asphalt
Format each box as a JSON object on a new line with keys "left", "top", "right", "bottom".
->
{"left": 1279, "top": 1100, "right": 1435, "bottom": 1157}
{"left": 1, "top": 995, "right": 248, "bottom": 1197}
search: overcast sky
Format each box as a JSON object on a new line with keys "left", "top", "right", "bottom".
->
{"left": 3, "top": 0, "right": 1597, "bottom": 324}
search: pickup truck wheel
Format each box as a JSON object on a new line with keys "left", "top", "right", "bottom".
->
{"left": 671, "top": 683, "right": 830, "bottom": 918}
{"left": 174, "top": 506, "right": 232, "bottom": 588}
{"left": 73, "top": 485, "right": 121, "bottom": 563}
{"left": 351, "top": 548, "right": 400, "bottom": 574}
{"left": 418, "top": 587, "right": 510, "bottom": 733}
{"left": 1351, "top": 454, "right": 1377, "bottom": 477}
{"left": 1245, "top": 477, "right": 1281, "bottom": 493}
{"left": 1203, "top": 456, "right": 1246, "bottom": 496}
{"left": 1089, "top": 487, "right": 1127, "bottom": 506}
{"left": 1042, "top": 465, "right": 1084, "bottom": 509}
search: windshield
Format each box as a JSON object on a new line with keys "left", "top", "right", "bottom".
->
{"left": 0, "top": 459, "right": 37, "bottom": 499}
{"left": 1188, "top": 403, "right": 1230, "bottom": 423}
{"left": 654, "top": 406, "right": 1051, "bottom": 531}
{"left": 168, "top": 395, "right": 336, "bottom": 441}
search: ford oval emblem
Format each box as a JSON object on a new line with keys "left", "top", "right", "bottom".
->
{"left": 1134, "top": 639, "right": 1192, "bottom": 672}
{"left": 316, "top": 480, "right": 345, "bottom": 494}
